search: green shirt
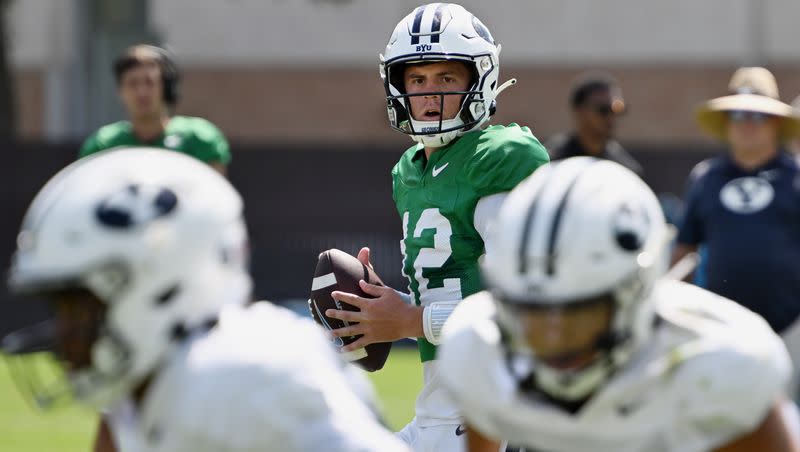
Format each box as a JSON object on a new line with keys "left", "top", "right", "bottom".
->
{"left": 392, "top": 124, "right": 550, "bottom": 362}
{"left": 79, "top": 115, "right": 231, "bottom": 165}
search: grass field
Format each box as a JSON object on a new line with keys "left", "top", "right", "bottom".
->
{"left": 0, "top": 348, "right": 422, "bottom": 451}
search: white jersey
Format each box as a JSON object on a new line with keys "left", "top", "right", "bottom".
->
{"left": 106, "top": 302, "right": 409, "bottom": 452}
{"left": 438, "top": 280, "right": 791, "bottom": 452}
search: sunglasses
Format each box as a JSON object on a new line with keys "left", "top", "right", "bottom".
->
{"left": 585, "top": 101, "right": 626, "bottom": 117}
{"left": 590, "top": 104, "right": 614, "bottom": 116}
{"left": 727, "top": 110, "right": 773, "bottom": 123}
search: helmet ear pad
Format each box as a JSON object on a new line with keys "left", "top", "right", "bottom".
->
{"left": 161, "top": 69, "right": 179, "bottom": 106}
{"left": 153, "top": 47, "right": 180, "bottom": 106}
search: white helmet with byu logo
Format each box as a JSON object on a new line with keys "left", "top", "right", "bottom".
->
{"left": 483, "top": 157, "right": 671, "bottom": 402}
{"left": 380, "top": 3, "right": 515, "bottom": 147}
{"left": 4, "top": 148, "right": 251, "bottom": 409}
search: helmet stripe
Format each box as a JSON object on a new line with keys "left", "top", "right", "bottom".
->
{"left": 517, "top": 169, "right": 554, "bottom": 275}
{"left": 517, "top": 158, "right": 600, "bottom": 276}
{"left": 545, "top": 158, "right": 601, "bottom": 275}
{"left": 430, "top": 3, "right": 445, "bottom": 43}
{"left": 410, "top": 6, "right": 426, "bottom": 45}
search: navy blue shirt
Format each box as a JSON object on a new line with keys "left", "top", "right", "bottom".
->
{"left": 678, "top": 152, "right": 800, "bottom": 333}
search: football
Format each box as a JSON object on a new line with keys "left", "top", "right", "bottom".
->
{"left": 309, "top": 248, "right": 392, "bottom": 372}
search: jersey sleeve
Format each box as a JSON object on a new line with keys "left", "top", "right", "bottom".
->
{"left": 676, "top": 325, "right": 791, "bottom": 451}
{"left": 190, "top": 119, "right": 231, "bottom": 166}
{"left": 474, "top": 192, "right": 507, "bottom": 248}
{"left": 178, "top": 371, "right": 403, "bottom": 452}
{"left": 466, "top": 125, "right": 550, "bottom": 198}
{"left": 159, "top": 304, "right": 406, "bottom": 452}
{"left": 676, "top": 160, "right": 711, "bottom": 246}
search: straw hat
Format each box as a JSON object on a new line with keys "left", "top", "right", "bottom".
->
{"left": 696, "top": 67, "right": 800, "bottom": 141}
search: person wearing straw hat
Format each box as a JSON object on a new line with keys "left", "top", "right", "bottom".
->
{"left": 673, "top": 67, "right": 800, "bottom": 399}
{"left": 790, "top": 95, "right": 800, "bottom": 155}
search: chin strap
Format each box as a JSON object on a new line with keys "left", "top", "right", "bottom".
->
{"left": 495, "top": 78, "right": 517, "bottom": 97}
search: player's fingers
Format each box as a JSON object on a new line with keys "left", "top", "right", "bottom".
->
{"left": 359, "top": 279, "right": 389, "bottom": 297}
{"left": 326, "top": 308, "right": 364, "bottom": 323}
{"left": 357, "top": 247, "right": 373, "bottom": 269}
{"left": 331, "top": 290, "right": 367, "bottom": 308}
{"left": 342, "top": 336, "right": 372, "bottom": 352}
{"left": 330, "top": 324, "right": 363, "bottom": 338}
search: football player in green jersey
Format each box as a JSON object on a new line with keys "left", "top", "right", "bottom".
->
{"left": 325, "top": 4, "right": 549, "bottom": 451}
{"left": 79, "top": 45, "right": 230, "bottom": 175}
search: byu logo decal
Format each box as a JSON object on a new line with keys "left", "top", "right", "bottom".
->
{"left": 613, "top": 203, "right": 650, "bottom": 252}
{"left": 96, "top": 184, "right": 178, "bottom": 229}
{"left": 719, "top": 177, "right": 774, "bottom": 214}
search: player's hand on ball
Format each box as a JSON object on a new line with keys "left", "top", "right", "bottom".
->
{"left": 328, "top": 279, "right": 423, "bottom": 352}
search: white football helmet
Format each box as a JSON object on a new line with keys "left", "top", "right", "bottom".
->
{"left": 483, "top": 157, "right": 670, "bottom": 402}
{"left": 3, "top": 148, "right": 251, "bottom": 409}
{"left": 380, "top": 3, "right": 515, "bottom": 147}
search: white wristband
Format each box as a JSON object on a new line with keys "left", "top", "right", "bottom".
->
{"left": 423, "top": 301, "right": 459, "bottom": 345}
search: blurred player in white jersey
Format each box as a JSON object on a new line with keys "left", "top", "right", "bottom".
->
{"left": 1, "top": 148, "right": 408, "bottom": 452}
{"left": 439, "top": 157, "right": 799, "bottom": 452}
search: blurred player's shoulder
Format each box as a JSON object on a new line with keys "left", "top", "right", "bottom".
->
{"left": 651, "top": 280, "right": 790, "bottom": 406}
{"left": 79, "top": 120, "right": 133, "bottom": 157}
{"left": 140, "top": 302, "right": 406, "bottom": 451}
{"left": 168, "top": 115, "right": 225, "bottom": 140}
{"left": 93, "top": 120, "right": 132, "bottom": 140}
{"left": 164, "top": 116, "right": 230, "bottom": 165}
{"left": 439, "top": 292, "right": 505, "bottom": 384}
{"left": 140, "top": 303, "right": 336, "bottom": 445}
{"left": 439, "top": 283, "right": 792, "bottom": 451}
{"left": 441, "top": 290, "right": 498, "bottom": 342}
{"left": 653, "top": 279, "right": 787, "bottom": 355}
{"left": 172, "top": 301, "right": 338, "bottom": 381}
{"left": 439, "top": 291, "right": 511, "bottom": 403}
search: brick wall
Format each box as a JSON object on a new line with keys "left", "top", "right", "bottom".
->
{"left": 14, "top": 65, "right": 800, "bottom": 145}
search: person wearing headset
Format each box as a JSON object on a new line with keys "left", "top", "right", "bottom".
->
{"left": 85, "top": 45, "right": 230, "bottom": 452}
{"left": 79, "top": 44, "right": 231, "bottom": 175}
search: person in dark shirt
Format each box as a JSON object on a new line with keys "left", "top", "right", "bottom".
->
{"left": 673, "top": 66, "right": 800, "bottom": 397}
{"left": 546, "top": 72, "right": 643, "bottom": 176}
{"left": 790, "top": 95, "right": 800, "bottom": 155}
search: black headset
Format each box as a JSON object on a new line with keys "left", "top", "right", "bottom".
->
{"left": 114, "top": 45, "right": 181, "bottom": 106}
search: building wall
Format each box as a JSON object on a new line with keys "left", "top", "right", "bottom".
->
{"left": 13, "top": 64, "right": 800, "bottom": 144}
{"left": 7, "top": 0, "right": 800, "bottom": 142}
{"left": 138, "top": 0, "right": 800, "bottom": 66}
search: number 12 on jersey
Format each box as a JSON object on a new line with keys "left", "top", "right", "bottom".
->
{"left": 401, "top": 208, "right": 463, "bottom": 306}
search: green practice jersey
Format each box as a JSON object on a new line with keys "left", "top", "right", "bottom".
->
{"left": 392, "top": 124, "right": 549, "bottom": 362}
{"left": 79, "top": 115, "right": 231, "bottom": 165}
